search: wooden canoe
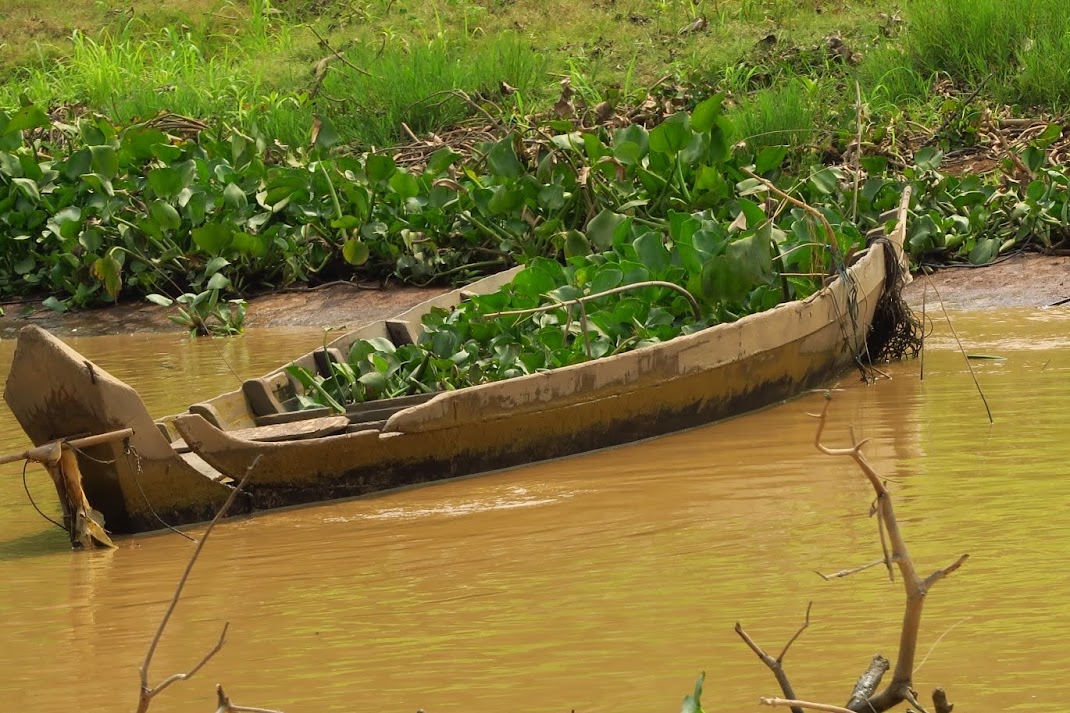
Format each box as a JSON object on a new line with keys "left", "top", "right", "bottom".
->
{"left": 3, "top": 196, "right": 914, "bottom": 539}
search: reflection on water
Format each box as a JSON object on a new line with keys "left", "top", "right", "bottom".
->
{"left": 0, "top": 310, "right": 1068, "bottom": 711}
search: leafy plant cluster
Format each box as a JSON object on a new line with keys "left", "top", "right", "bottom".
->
{"left": 0, "top": 92, "right": 1067, "bottom": 322}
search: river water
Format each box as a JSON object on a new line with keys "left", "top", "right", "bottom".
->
{"left": 0, "top": 309, "right": 1066, "bottom": 712}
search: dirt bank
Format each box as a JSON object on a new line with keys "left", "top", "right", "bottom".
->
{"left": 902, "top": 254, "right": 1070, "bottom": 309}
{"left": 2, "top": 254, "right": 1067, "bottom": 338}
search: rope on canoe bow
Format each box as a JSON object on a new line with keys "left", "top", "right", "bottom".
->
{"left": 125, "top": 445, "right": 197, "bottom": 543}
{"left": 22, "top": 459, "right": 67, "bottom": 532}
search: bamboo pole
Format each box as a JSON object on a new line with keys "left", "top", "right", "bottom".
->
{"left": 0, "top": 428, "right": 134, "bottom": 466}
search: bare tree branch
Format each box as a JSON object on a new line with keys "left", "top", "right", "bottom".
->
{"left": 736, "top": 603, "right": 813, "bottom": 713}
{"left": 812, "top": 399, "right": 967, "bottom": 713}
{"left": 760, "top": 697, "right": 855, "bottom": 713}
{"left": 136, "top": 456, "right": 262, "bottom": 713}
{"left": 214, "top": 684, "right": 285, "bottom": 713}
{"left": 816, "top": 557, "right": 899, "bottom": 581}
{"left": 846, "top": 655, "right": 889, "bottom": 710}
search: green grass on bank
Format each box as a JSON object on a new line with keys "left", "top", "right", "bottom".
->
{"left": 2, "top": 0, "right": 1070, "bottom": 150}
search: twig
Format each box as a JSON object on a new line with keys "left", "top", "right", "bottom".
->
{"left": 920, "top": 285, "right": 927, "bottom": 381}
{"left": 136, "top": 456, "right": 262, "bottom": 713}
{"left": 760, "top": 698, "right": 855, "bottom": 713}
{"left": 815, "top": 556, "right": 899, "bottom": 581}
{"left": 852, "top": 81, "right": 863, "bottom": 222}
{"left": 306, "top": 24, "right": 371, "bottom": 76}
{"left": 741, "top": 167, "right": 842, "bottom": 262}
{"left": 480, "top": 280, "right": 702, "bottom": 321}
{"left": 736, "top": 603, "right": 812, "bottom": 713}
{"left": 920, "top": 269, "right": 993, "bottom": 423}
{"left": 214, "top": 684, "right": 285, "bottom": 713}
{"left": 915, "top": 617, "right": 971, "bottom": 674}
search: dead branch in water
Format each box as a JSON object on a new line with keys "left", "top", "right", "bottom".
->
{"left": 214, "top": 684, "right": 284, "bottom": 713}
{"left": 135, "top": 456, "right": 280, "bottom": 713}
{"left": 742, "top": 398, "right": 967, "bottom": 713}
{"left": 812, "top": 398, "right": 968, "bottom": 712}
{"left": 735, "top": 602, "right": 812, "bottom": 713}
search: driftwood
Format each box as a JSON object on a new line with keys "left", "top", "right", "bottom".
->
{"left": 741, "top": 397, "right": 968, "bottom": 713}
{"left": 135, "top": 456, "right": 282, "bottom": 713}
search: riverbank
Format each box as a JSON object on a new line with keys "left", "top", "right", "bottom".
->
{"left": 2, "top": 255, "right": 1066, "bottom": 338}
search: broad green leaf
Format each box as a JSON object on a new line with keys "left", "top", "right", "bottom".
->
{"left": 425, "top": 146, "right": 462, "bottom": 176}
{"left": 691, "top": 95, "right": 724, "bottom": 134}
{"left": 913, "top": 147, "right": 944, "bottom": 172}
{"left": 91, "top": 255, "right": 123, "bottom": 299}
{"left": 205, "top": 256, "right": 230, "bottom": 276}
{"left": 232, "top": 232, "right": 268, "bottom": 258}
{"left": 223, "top": 183, "right": 248, "bottom": 211}
{"left": 486, "top": 135, "right": 523, "bottom": 178}
{"left": 680, "top": 672, "right": 705, "bottom": 713}
{"left": 343, "top": 238, "right": 370, "bottom": 266}
{"left": 148, "top": 166, "right": 185, "bottom": 199}
{"left": 149, "top": 200, "right": 181, "bottom": 230}
{"left": 90, "top": 145, "right": 118, "bottom": 179}
{"left": 586, "top": 208, "right": 627, "bottom": 250}
{"left": 43, "top": 296, "right": 69, "bottom": 313}
{"left": 192, "top": 223, "right": 233, "bottom": 254}
{"left": 564, "top": 230, "right": 590, "bottom": 258}
{"left": 12, "top": 177, "right": 39, "bottom": 202}
{"left": 146, "top": 293, "right": 175, "bottom": 306}
{"left": 755, "top": 145, "right": 788, "bottom": 174}
{"left": 633, "top": 232, "right": 671, "bottom": 273}
{"left": 649, "top": 112, "right": 692, "bottom": 155}
{"left": 206, "top": 272, "right": 231, "bottom": 290}
{"left": 809, "top": 165, "right": 840, "bottom": 195}
{"left": 312, "top": 115, "right": 340, "bottom": 152}
{"left": 365, "top": 153, "right": 396, "bottom": 183}
{"left": 5, "top": 105, "right": 50, "bottom": 134}
{"left": 389, "top": 171, "right": 420, "bottom": 200}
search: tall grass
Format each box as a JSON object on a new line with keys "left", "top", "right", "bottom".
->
{"left": 904, "top": 0, "right": 1070, "bottom": 107}
{"left": 0, "top": 22, "right": 545, "bottom": 148}
{"left": 729, "top": 79, "right": 832, "bottom": 153}
{"left": 319, "top": 34, "right": 547, "bottom": 146}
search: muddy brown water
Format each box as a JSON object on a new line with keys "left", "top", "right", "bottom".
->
{"left": 0, "top": 310, "right": 1067, "bottom": 712}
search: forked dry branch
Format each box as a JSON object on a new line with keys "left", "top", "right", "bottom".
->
{"left": 135, "top": 456, "right": 281, "bottom": 713}
{"left": 742, "top": 397, "right": 968, "bottom": 713}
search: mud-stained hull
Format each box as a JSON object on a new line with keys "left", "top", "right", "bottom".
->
{"left": 4, "top": 214, "right": 909, "bottom": 537}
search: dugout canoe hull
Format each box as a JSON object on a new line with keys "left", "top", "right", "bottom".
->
{"left": 3, "top": 214, "right": 912, "bottom": 538}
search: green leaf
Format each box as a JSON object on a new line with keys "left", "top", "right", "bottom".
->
{"left": 192, "top": 223, "right": 233, "bottom": 254}
{"left": 365, "top": 153, "right": 396, "bottom": 183}
{"left": 587, "top": 208, "right": 627, "bottom": 250}
{"left": 913, "top": 147, "right": 944, "bottom": 172}
{"left": 633, "top": 232, "right": 671, "bottom": 273}
{"left": 691, "top": 95, "right": 724, "bottom": 134}
{"left": 809, "top": 165, "right": 840, "bottom": 195}
{"left": 223, "top": 183, "right": 248, "bottom": 211}
{"left": 332, "top": 215, "right": 361, "bottom": 230}
{"left": 700, "top": 230, "right": 773, "bottom": 304}
{"left": 5, "top": 105, "right": 50, "bottom": 134}
{"left": 389, "top": 171, "right": 420, "bottom": 200}
{"left": 425, "top": 147, "right": 462, "bottom": 176}
{"left": 91, "top": 255, "right": 123, "bottom": 299}
{"left": 680, "top": 672, "right": 705, "bottom": 713}
{"left": 146, "top": 293, "right": 175, "bottom": 306}
{"left": 205, "top": 256, "right": 230, "bottom": 276}
{"left": 232, "top": 232, "right": 268, "bottom": 257}
{"left": 563, "top": 230, "right": 590, "bottom": 258}
{"left": 43, "top": 296, "right": 69, "bottom": 313}
{"left": 312, "top": 115, "right": 341, "bottom": 152}
{"left": 649, "top": 112, "right": 692, "bottom": 155}
{"left": 148, "top": 166, "right": 185, "bottom": 199}
{"left": 343, "top": 239, "right": 370, "bottom": 266}
{"left": 150, "top": 143, "right": 183, "bottom": 162}
{"left": 149, "top": 200, "right": 181, "bottom": 230}
{"left": 206, "top": 273, "right": 231, "bottom": 290}
{"left": 12, "top": 177, "right": 39, "bottom": 202}
{"left": 90, "top": 145, "right": 118, "bottom": 179}
{"left": 755, "top": 145, "right": 788, "bottom": 174}
{"left": 486, "top": 135, "right": 523, "bottom": 178}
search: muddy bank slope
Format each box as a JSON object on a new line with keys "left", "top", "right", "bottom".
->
{"left": 2, "top": 254, "right": 1068, "bottom": 337}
